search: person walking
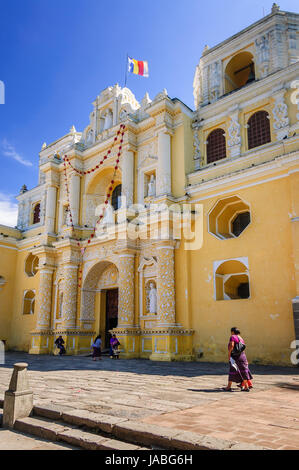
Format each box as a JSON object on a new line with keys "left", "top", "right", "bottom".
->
{"left": 91, "top": 334, "right": 102, "bottom": 361}
{"left": 223, "top": 327, "right": 253, "bottom": 392}
{"left": 55, "top": 336, "right": 66, "bottom": 356}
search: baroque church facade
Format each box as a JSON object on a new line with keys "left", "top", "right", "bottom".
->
{"left": 1, "top": 4, "right": 299, "bottom": 364}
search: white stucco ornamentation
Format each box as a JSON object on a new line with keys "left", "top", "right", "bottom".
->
{"left": 62, "top": 264, "right": 78, "bottom": 328}
{"left": 36, "top": 268, "right": 53, "bottom": 329}
{"left": 255, "top": 33, "right": 270, "bottom": 78}
{"left": 122, "top": 150, "right": 134, "bottom": 207}
{"left": 209, "top": 60, "right": 221, "bottom": 102}
{"left": 118, "top": 254, "right": 135, "bottom": 326}
{"left": 97, "top": 265, "right": 118, "bottom": 289}
{"left": 157, "top": 132, "right": 171, "bottom": 196}
{"left": 272, "top": 89, "right": 289, "bottom": 139}
{"left": 193, "top": 64, "right": 202, "bottom": 109}
{"left": 227, "top": 110, "right": 241, "bottom": 157}
{"left": 157, "top": 246, "right": 175, "bottom": 325}
{"left": 193, "top": 128, "right": 201, "bottom": 169}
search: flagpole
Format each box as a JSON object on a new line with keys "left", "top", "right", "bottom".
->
{"left": 124, "top": 53, "right": 128, "bottom": 88}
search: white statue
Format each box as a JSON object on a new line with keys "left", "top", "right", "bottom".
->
{"left": 86, "top": 128, "right": 94, "bottom": 145}
{"left": 102, "top": 203, "right": 114, "bottom": 225}
{"left": 148, "top": 282, "right": 157, "bottom": 314}
{"left": 147, "top": 174, "right": 156, "bottom": 197}
{"left": 103, "top": 110, "right": 113, "bottom": 130}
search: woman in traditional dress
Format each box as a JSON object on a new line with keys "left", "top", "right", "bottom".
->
{"left": 91, "top": 334, "right": 102, "bottom": 361}
{"left": 223, "top": 327, "right": 253, "bottom": 392}
{"left": 109, "top": 334, "right": 120, "bottom": 359}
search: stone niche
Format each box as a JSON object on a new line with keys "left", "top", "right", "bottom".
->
{"left": 138, "top": 257, "right": 158, "bottom": 328}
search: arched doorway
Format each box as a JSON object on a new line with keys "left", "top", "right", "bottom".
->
{"left": 81, "top": 261, "right": 119, "bottom": 348}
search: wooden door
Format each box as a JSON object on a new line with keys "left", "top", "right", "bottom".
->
{"left": 105, "top": 288, "right": 118, "bottom": 348}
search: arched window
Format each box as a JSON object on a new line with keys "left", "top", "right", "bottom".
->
{"left": 247, "top": 111, "right": 271, "bottom": 149}
{"left": 224, "top": 51, "right": 255, "bottom": 94}
{"left": 112, "top": 184, "right": 122, "bottom": 211}
{"left": 23, "top": 290, "right": 35, "bottom": 314}
{"left": 215, "top": 259, "right": 250, "bottom": 301}
{"left": 32, "top": 203, "right": 41, "bottom": 224}
{"left": 207, "top": 129, "right": 226, "bottom": 164}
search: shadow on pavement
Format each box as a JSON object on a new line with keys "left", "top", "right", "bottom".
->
{"left": 0, "top": 352, "right": 297, "bottom": 379}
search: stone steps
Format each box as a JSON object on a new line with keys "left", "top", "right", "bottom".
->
{"left": 32, "top": 404, "right": 265, "bottom": 450}
{"left": 1, "top": 402, "right": 266, "bottom": 450}
{"left": 13, "top": 415, "right": 147, "bottom": 450}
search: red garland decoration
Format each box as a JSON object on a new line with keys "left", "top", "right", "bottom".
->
{"left": 63, "top": 124, "right": 126, "bottom": 288}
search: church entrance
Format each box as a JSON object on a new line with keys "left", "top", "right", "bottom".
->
{"left": 105, "top": 288, "right": 118, "bottom": 348}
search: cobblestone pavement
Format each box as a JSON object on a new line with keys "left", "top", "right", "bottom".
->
{"left": 0, "top": 353, "right": 298, "bottom": 450}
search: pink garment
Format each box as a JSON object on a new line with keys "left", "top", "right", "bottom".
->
{"left": 228, "top": 335, "right": 245, "bottom": 349}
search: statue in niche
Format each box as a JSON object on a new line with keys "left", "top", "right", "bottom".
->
{"left": 148, "top": 282, "right": 157, "bottom": 314}
{"left": 102, "top": 203, "right": 114, "bottom": 225}
{"left": 86, "top": 128, "right": 94, "bottom": 145}
{"left": 103, "top": 110, "right": 113, "bottom": 130}
{"left": 119, "top": 109, "right": 127, "bottom": 122}
{"left": 147, "top": 174, "right": 156, "bottom": 197}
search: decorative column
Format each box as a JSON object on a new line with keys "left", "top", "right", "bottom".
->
{"left": 45, "top": 185, "right": 57, "bottom": 234}
{"left": 150, "top": 240, "right": 194, "bottom": 362}
{"left": 118, "top": 252, "right": 135, "bottom": 327}
{"left": 61, "top": 263, "right": 78, "bottom": 329}
{"left": 202, "top": 65, "right": 210, "bottom": 106}
{"left": 157, "top": 131, "right": 171, "bottom": 196}
{"left": 36, "top": 267, "right": 54, "bottom": 330}
{"left": 69, "top": 171, "right": 81, "bottom": 226}
{"left": 29, "top": 260, "right": 55, "bottom": 355}
{"left": 121, "top": 149, "right": 134, "bottom": 208}
{"left": 227, "top": 106, "right": 241, "bottom": 158}
{"left": 113, "top": 250, "right": 139, "bottom": 358}
{"left": 157, "top": 243, "right": 176, "bottom": 327}
{"left": 53, "top": 239, "right": 87, "bottom": 356}
{"left": 272, "top": 88, "right": 290, "bottom": 140}
{"left": 192, "top": 123, "right": 202, "bottom": 170}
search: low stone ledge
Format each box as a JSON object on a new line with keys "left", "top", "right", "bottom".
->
{"left": 113, "top": 421, "right": 181, "bottom": 448}
{"left": 33, "top": 404, "right": 74, "bottom": 421}
{"left": 171, "top": 431, "right": 235, "bottom": 450}
{"left": 14, "top": 417, "right": 68, "bottom": 441}
{"left": 61, "top": 409, "right": 128, "bottom": 434}
{"left": 98, "top": 438, "right": 144, "bottom": 451}
{"left": 57, "top": 428, "right": 109, "bottom": 450}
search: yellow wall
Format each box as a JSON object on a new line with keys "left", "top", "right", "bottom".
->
{"left": 188, "top": 174, "right": 296, "bottom": 365}
{"left": 8, "top": 248, "right": 40, "bottom": 351}
{"left": 0, "top": 243, "right": 17, "bottom": 347}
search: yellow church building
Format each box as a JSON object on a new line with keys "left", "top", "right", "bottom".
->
{"left": 1, "top": 4, "right": 298, "bottom": 365}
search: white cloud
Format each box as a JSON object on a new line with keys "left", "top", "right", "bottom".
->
{"left": 1, "top": 139, "right": 33, "bottom": 167}
{"left": 0, "top": 192, "right": 18, "bottom": 227}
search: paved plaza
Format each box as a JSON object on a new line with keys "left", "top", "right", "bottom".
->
{"left": 0, "top": 353, "right": 298, "bottom": 450}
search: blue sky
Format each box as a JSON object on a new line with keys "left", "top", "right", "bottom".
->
{"left": 0, "top": 0, "right": 298, "bottom": 226}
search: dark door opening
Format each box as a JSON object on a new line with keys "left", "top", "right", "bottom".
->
{"left": 105, "top": 288, "right": 118, "bottom": 348}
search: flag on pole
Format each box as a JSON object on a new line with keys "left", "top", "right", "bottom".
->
{"left": 128, "top": 57, "right": 149, "bottom": 78}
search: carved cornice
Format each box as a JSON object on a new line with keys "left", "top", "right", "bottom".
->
{"left": 111, "top": 327, "right": 194, "bottom": 336}
{"left": 31, "top": 329, "right": 96, "bottom": 336}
